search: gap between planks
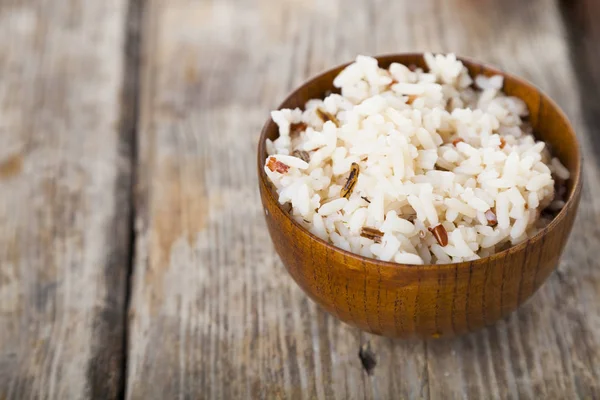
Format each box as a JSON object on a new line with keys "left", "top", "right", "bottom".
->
{"left": 116, "top": 0, "right": 145, "bottom": 398}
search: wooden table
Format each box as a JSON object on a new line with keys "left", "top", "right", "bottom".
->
{"left": 1, "top": 0, "right": 599, "bottom": 398}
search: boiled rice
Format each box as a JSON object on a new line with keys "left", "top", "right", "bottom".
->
{"left": 264, "top": 53, "right": 570, "bottom": 264}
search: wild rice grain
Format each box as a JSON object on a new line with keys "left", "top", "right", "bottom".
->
{"left": 430, "top": 224, "right": 449, "bottom": 247}
{"left": 341, "top": 163, "right": 360, "bottom": 199}
{"left": 499, "top": 137, "right": 507, "bottom": 149}
{"left": 292, "top": 150, "right": 310, "bottom": 163}
{"left": 290, "top": 122, "right": 308, "bottom": 136}
{"left": 361, "top": 227, "right": 384, "bottom": 243}
{"left": 267, "top": 157, "right": 289, "bottom": 174}
{"left": 316, "top": 108, "right": 340, "bottom": 127}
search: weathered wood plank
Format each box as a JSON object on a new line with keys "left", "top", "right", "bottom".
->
{"left": 128, "top": 0, "right": 600, "bottom": 398}
{"left": 560, "top": 0, "right": 600, "bottom": 171}
{"left": 0, "top": 0, "right": 133, "bottom": 398}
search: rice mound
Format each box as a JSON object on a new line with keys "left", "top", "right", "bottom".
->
{"left": 264, "top": 53, "right": 570, "bottom": 265}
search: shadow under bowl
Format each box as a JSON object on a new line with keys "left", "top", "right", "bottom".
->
{"left": 257, "top": 53, "right": 582, "bottom": 338}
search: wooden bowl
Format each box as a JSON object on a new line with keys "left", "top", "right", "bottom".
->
{"left": 257, "top": 54, "right": 582, "bottom": 338}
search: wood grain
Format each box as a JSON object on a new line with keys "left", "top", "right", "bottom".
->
{"left": 0, "top": 0, "right": 132, "bottom": 398}
{"left": 128, "top": 0, "right": 600, "bottom": 398}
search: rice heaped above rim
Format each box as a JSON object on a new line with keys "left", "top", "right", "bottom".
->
{"left": 264, "top": 53, "right": 570, "bottom": 265}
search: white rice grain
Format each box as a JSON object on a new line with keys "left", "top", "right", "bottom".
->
{"left": 526, "top": 174, "right": 552, "bottom": 191}
{"left": 510, "top": 211, "right": 529, "bottom": 239}
{"left": 551, "top": 157, "right": 570, "bottom": 180}
{"left": 394, "top": 252, "right": 425, "bottom": 265}
{"left": 496, "top": 192, "right": 511, "bottom": 229}
{"left": 318, "top": 198, "right": 348, "bottom": 216}
{"left": 273, "top": 154, "right": 309, "bottom": 170}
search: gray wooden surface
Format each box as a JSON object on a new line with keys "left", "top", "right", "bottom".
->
{"left": 1, "top": 0, "right": 599, "bottom": 399}
{"left": 0, "top": 0, "right": 132, "bottom": 398}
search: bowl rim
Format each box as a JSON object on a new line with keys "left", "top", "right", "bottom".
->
{"left": 257, "top": 52, "right": 583, "bottom": 271}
